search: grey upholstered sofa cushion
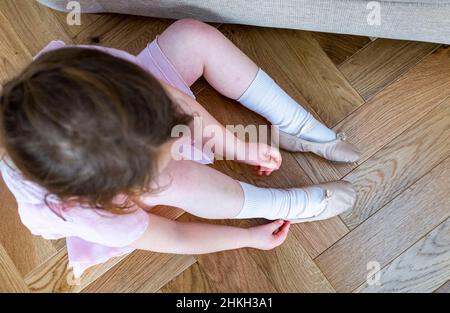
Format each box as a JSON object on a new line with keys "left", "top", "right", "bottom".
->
{"left": 37, "top": 0, "right": 450, "bottom": 44}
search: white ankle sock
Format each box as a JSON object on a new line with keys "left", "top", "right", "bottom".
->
{"left": 235, "top": 181, "right": 325, "bottom": 220}
{"left": 238, "top": 69, "right": 336, "bottom": 143}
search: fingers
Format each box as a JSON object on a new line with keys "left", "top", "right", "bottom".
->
{"left": 254, "top": 220, "right": 291, "bottom": 250}
{"left": 267, "top": 219, "right": 285, "bottom": 232}
{"left": 274, "top": 221, "right": 290, "bottom": 236}
{"left": 260, "top": 155, "right": 279, "bottom": 169}
{"left": 257, "top": 166, "right": 264, "bottom": 176}
{"left": 274, "top": 221, "right": 290, "bottom": 243}
{"left": 267, "top": 149, "right": 282, "bottom": 171}
{"left": 256, "top": 154, "right": 281, "bottom": 176}
{"left": 252, "top": 144, "right": 282, "bottom": 176}
{"left": 266, "top": 147, "right": 282, "bottom": 167}
{"left": 257, "top": 165, "right": 274, "bottom": 176}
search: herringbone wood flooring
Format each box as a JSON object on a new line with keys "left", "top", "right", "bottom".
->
{"left": 1, "top": 0, "right": 449, "bottom": 293}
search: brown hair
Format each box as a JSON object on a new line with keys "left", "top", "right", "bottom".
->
{"left": 0, "top": 48, "right": 192, "bottom": 211}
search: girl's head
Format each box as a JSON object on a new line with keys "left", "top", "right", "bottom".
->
{"left": 0, "top": 48, "right": 192, "bottom": 210}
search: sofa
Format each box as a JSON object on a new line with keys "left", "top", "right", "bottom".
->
{"left": 38, "top": 0, "right": 450, "bottom": 44}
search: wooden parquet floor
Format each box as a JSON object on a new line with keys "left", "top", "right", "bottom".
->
{"left": 0, "top": 0, "right": 449, "bottom": 293}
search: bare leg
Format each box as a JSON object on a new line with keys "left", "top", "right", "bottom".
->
{"left": 148, "top": 20, "right": 354, "bottom": 220}
{"left": 140, "top": 159, "right": 353, "bottom": 222}
{"left": 157, "top": 19, "right": 343, "bottom": 146}
{"left": 141, "top": 160, "right": 244, "bottom": 219}
{"left": 140, "top": 22, "right": 282, "bottom": 219}
{"left": 151, "top": 20, "right": 277, "bottom": 219}
{"left": 158, "top": 19, "right": 258, "bottom": 99}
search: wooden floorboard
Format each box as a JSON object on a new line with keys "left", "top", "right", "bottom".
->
{"left": 82, "top": 252, "right": 196, "bottom": 293}
{"left": 161, "top": 261, "right": 220, "bottom": 293}
{"left": 355, "top": 218, "right": 450, "bottom": 293}
{"left": 193, "top": 248, "right": 278, "bottom": 292}
{"left": 316, "top": 158, "right": 450, "bottom": 292}
{"left": 24, "top": 247, "right": 125, "bottom": 293}
{"left": 0, "top": 177, "right": 58, "bottom": 277}
{"left": 0, "top": 243, "right": 29, "bottom": 292}
{"left": 49, "top": 8, "right": 101, "bottom": 39}
{"left": 339, "top": 39, "right": 439, "bottom": 100}
{"left": 293, "top": 46, "right": 450, "bottom": 184}
{"left": 1, "top": 0, "right": 72, "bottom": 55}
{"left": 341, "top": 97, "right": 450, "bottom": 229}
{"left": 0, "top": 8, "right": 33, "bottom": 82}
{"left": 73, "top": 15, "right": 172, "bottom": 51}
{"left": 312, "top": 32, "right": 371, "bottom": 66}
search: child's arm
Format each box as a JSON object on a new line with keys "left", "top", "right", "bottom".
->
{"left": 131, "top": 213, "right": 290, "bottom": 254}
{"left": 162, "top": 82, "right": 281, "bottom": 176}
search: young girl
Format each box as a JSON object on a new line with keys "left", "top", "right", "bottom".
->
{"left": 0, "top": 19, "right": 359, "bottom": 277}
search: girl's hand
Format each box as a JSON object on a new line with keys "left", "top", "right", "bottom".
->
{"left": 243, "top": 142, "right": 282, "bottom": 176}
{"left": 248, "top": 220, "right": 291, "bottom": 250}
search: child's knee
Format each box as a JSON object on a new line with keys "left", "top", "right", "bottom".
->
{"left": 167, "top": 18, "right": 219, "bottom": 42}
